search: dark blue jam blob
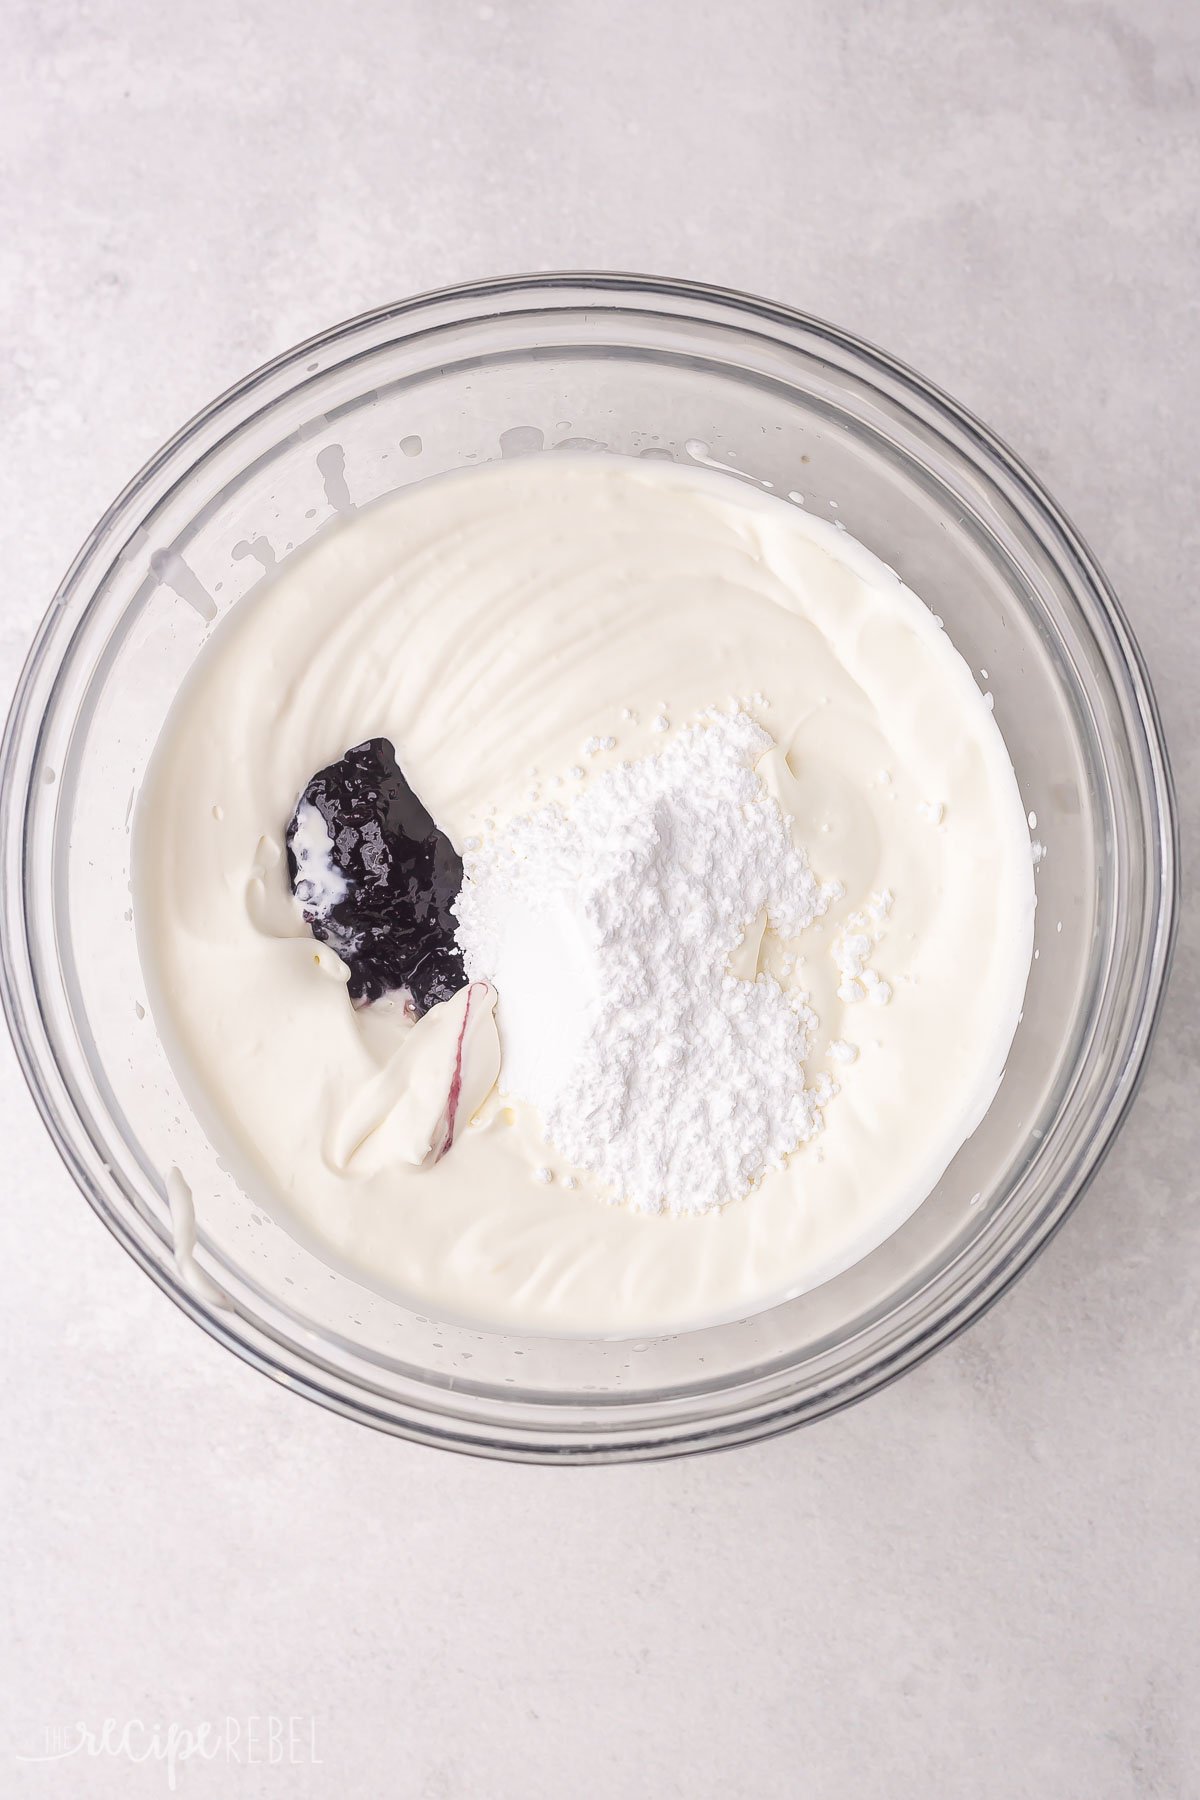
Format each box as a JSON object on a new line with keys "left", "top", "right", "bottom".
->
{"left": 286, "top": 738, "right": 465, "bottom": 1015}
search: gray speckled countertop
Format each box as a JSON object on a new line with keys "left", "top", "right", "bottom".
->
{"left": 2, "top": 3, "right": 1197, "bottom": 1795}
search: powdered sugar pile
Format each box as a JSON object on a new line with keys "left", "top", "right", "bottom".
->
{"left": 453, "top": 711, "right": 843, "bottom": 1214}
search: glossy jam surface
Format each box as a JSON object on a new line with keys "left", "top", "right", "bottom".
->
{"left": 286, "top": 737, "right": 464, "bottom": 1013}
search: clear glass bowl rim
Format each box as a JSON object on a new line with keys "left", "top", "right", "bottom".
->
{"left": 0, "top": 272, "right": 1179, "bottom": 1462}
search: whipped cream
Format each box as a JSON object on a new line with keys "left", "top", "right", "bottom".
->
{"left": 133, "top": 454, "right": 1034, "bottom": 1336}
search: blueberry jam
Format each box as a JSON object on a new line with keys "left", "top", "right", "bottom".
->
{"left": 286, "top": 738, "right": 465, "bottom": 1014}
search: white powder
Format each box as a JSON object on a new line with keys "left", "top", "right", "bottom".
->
{"left": 454, "top": 711, "right": 841, "bottom": 1215}
{"left": 832, "top": 893, "right": 893, "bottom": 1006}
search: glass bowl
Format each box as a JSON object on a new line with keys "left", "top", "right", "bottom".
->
{"left": 0, "top": 275, "right": 1177, "bottom": 1462}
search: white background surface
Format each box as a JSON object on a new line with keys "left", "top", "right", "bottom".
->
{"left": 3, "top": 3, "right": 1198, "bottom": 1795}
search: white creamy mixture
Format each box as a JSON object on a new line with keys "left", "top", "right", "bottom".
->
{"left": 134, "top": 455, "right": 1034, "bottom": 1336}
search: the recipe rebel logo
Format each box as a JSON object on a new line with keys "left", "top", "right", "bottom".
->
{"left": 16, "top": 1714, "right": 322, "bottom": 1789}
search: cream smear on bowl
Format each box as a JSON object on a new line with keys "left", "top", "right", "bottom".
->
{"left": 132, "top": 454, "right": 1034, "bottom": 1337}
